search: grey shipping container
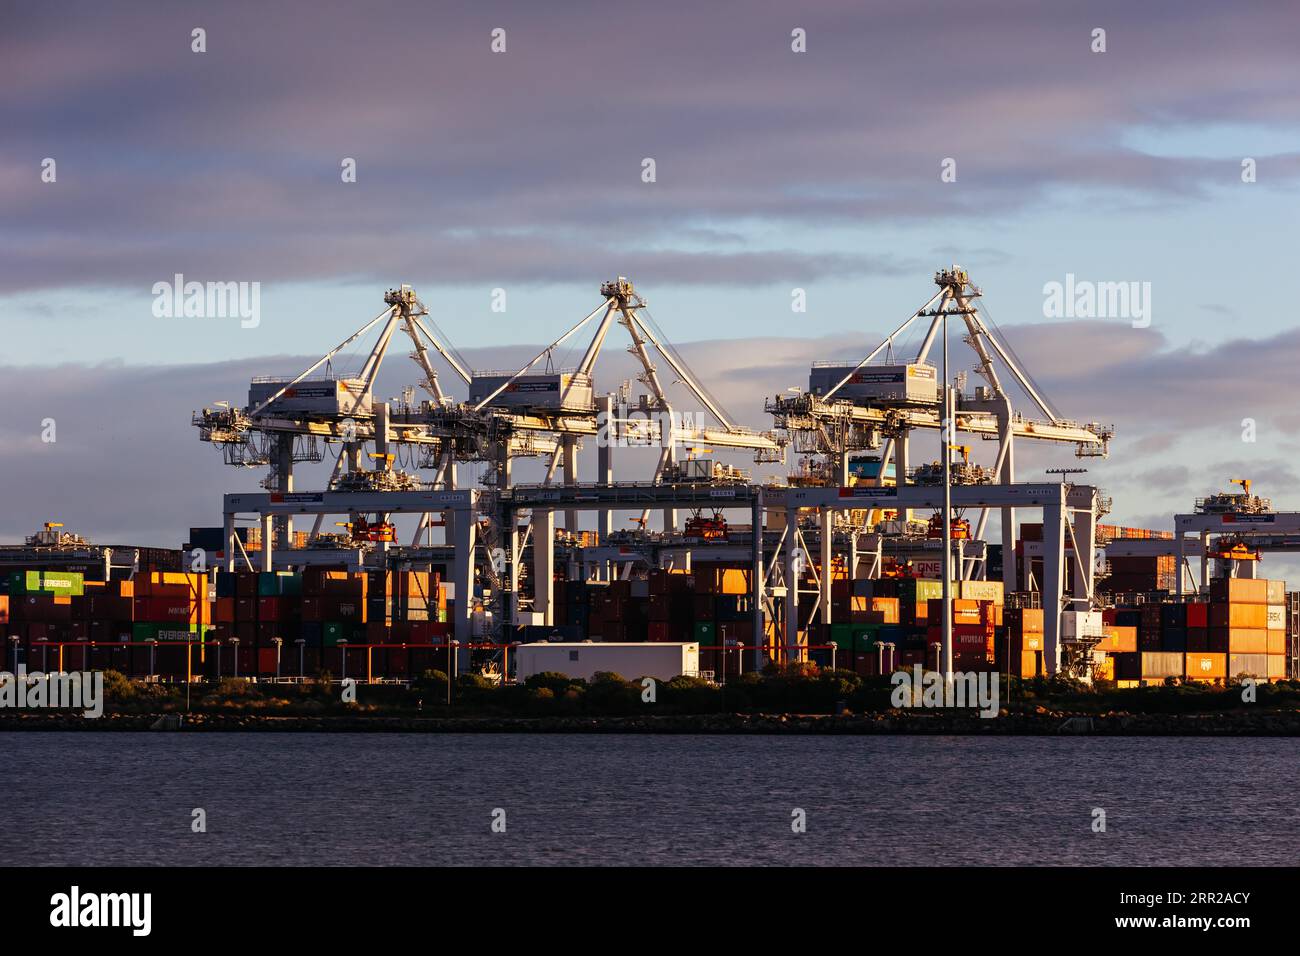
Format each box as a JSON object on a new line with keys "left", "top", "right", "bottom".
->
{"left": 1228, "top": 653, "right": 1270, "bottom": 678}
{"left": 808, "top": 363, "right": 939, "bottom": 405}
{"left": 469, "top": 371, "right": 594, "bottom": 412}
{"left": 248, "top": 377, "right": 372, "bottom": 417}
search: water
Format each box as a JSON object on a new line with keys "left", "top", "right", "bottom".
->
{"left": 2, "top": 733, "right": 1294, "bottom": 866}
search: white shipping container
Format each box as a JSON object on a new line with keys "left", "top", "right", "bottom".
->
{"left": 1266, "top": 604, "right": 1286, "bottom": 630}
{"left": 1141, "top": 651, "right": 1184, "bottom": 679}
{"left": 808, "top": 363, "right": 939, "bottom": 405}
{"left": 1061, "top": 610, "right": 1104, "bottom": 640}
{"left": 469, "top": 371, "right": 594, "bottom": 411}
{"left": 248, "top": 377, "right": 372, "bottom": 417}
{"left": 514, "top": 642, "right": 699, "bottom": 682}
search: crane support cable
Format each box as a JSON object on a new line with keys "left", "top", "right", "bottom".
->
{"left": 249, "top": 305, "right": 396, "bottom": 417}
{"left": 411, "top": 315, "right": 474, "bottom": 386}
{"left": 969, "top": 297, "right": 1060, "bottom": 422}
{"left": 473, "top": 298, "right": 615, "bottom": 411}
{"left": 823, "top": 287, "right": 946, "bottom": 401}
{"left": 628, "top": 306, "right": 737, "bottom": 432}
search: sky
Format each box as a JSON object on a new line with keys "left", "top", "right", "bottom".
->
{"left": 3, "top": 0, "right": 1300, "bottom": 573}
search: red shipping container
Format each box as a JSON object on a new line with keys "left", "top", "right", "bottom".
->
{"left": 335, "top": 599, "right": 364, "bottom": 622}
{"left": 387, "top": 650, "right": 409, "bottom": 677}
{"left": 300, "top": 596, "right": 324, "bottom": 622}
{"left": 258, "top": 648, "right": 279, "bottom": 676}
{"left": 647, "top": 595, "right": 669, "bottom": 622}
{"left": 136, "top": 597, "right": 197, "bottom": 624}
{"left": 647, "top": 621, "right": 669, "bottom": 642}
{"left": 1186, "top": 603, "right": 1208, "bottom": 628}
{"left": 258, "top": 596, "right": 281, "bottom": 621}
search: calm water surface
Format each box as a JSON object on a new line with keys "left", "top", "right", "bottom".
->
{"left": 1, "top": 733, "right": 1294, "bottom": 866}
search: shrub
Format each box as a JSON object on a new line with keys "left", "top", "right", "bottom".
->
{"left": 584, "top": 673, "right": 639, "bottom": 715}
{"left": 101, "top": 669, "right": 136, "bottom": 702}
{"left": 661, "top": 674, "right": 722, "bottom": 713}
{"left": 525, "top": 686, "right": 556, "bottom": 714}
{"left": 524, "top": 671, "right": 585, "bottom": 695}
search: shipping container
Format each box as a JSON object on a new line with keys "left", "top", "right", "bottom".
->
{"left": 1209, "top": 578, "right": 1268, "bottom": 604}
{"left": 514, "top": 642, "right": 699, "bottom": 682}
{"left": 1140, "top": 651, "right": 1184, "bottom": 680}
{"left": 1184, "top": 652, "right": 1226, "bottom": 680}
{"left": 468, "top": 370, "right": 594, "bottom": 412}
{"left": 1098, "top": 625, "right": 1137, "bottom": 653}
{"left": 1209, "top": 602, "right": 1268, "bottom": 629}
{"left": 1227, "top": 653, "right": 1270, "bottom": 678}
{"left": 958, "top": 580, "right": 1004, "bottom": 604}
{"left": 9, "top": 571, "right": 85, "bottom": 596}
{"left": 247, "top": 376, "right": 372, "bottom": 417}
{"left": 808, "top": 362, "right": 939, "bottom": 405}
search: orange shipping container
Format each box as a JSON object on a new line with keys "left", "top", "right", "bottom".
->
{"left": 1012, "top": 632, "right": 1044, "bottom": 652}
{"left": 1184, "top": 652, "right": 1226, "bottom": 680}
{"left": 1099, "top": 625, "right": 1137, "bottom": 653}
{"left": 1007, "top": 608, "right": 1045, "bottom": 633}
{"left": 1267, "top": 631, "right": 1286, "bottom": 655}
{"left": 1226, "top": 629, "right": 1269, "bottom": 654}
{"left": 1093, "top": 655, "right": 1115, "bottom": 681}
{"left": 1209, "top": 603, "right": 1268, "bottom": 629}
{"left": 1208, "top": 578, "right": 1269, "bottom": 604}
{"left": 1017, "top": 650, "right": 1041, "bottom": 678}
{"left": 719, "top": 568, "right": 749, "bottom": 595}
{"left": 870, "top": 597, "right": 900, "bottom": 624}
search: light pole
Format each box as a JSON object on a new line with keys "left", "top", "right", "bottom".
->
{"left": 8, "top": 636, "right": 19, "bottom": 674}
{"left": 230, "top": 637, "right": 240, "bottom": 679}
{"left": 147, "top": 638, "right": 157, "bottom": 677}
{"left": 446, "top": 640, "right": 458, "bottom": 706}
{"left": 294, "top": 638, "right": 305, "bottom": 679}
{"left": 272, "top": 637, "right": 283, "bottom": 680}
{"left": 941, "top": 291, "right": 953, "bottom": 686}
{"left": 215, "top": 639, "right": 222, "bottom": 679}
{"left": 338, "top": 639, "right": 348, "bottom": 682}
{"left": 38, "top": 637, "right": 48, "bottom": 673}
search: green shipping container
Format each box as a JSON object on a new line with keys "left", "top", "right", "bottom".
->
{"left": 323, "top": 621, "right": 347, "bottom": 647}
{"left": 909, "top": 579, "right": 945, "bottom": 602}
{"left": 10, "top": 570, "right": 86, "bottom": 596}
{"left": 693, "top": 621, "right": 717, "bottom": 647}
{"left": 850, "top": 623, "right": 881, "bottom": 651}
{"left": 830, "top": 623, "right": 854, "bottom": 650}
{"left": 257, "top": 571, "right": 302, "bottom": 597}
{"left": 133, "top": 622, "right": 199, "bottom": 642}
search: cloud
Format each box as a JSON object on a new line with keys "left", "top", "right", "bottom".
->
{"left": 4, "top": 0, "right": 1300, "bottom": 293}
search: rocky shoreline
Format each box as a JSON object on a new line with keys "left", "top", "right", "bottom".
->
{"left": 2, "top": 709, "right": 1299, "bottom": 735}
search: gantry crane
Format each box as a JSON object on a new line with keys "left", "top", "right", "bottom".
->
{"left": 766, "top": 267, "right": 1114, "bottom": 590}
{"left": 194, "top": 279, "right": 787, "bottom": 641}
